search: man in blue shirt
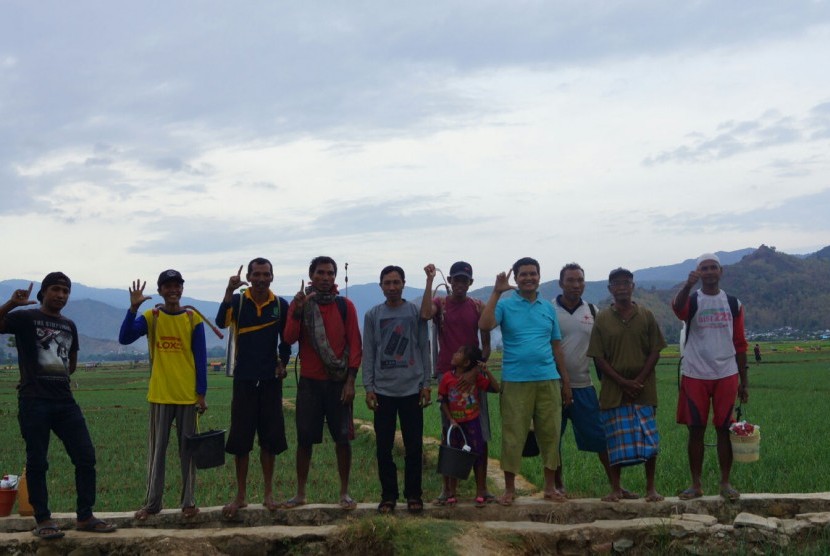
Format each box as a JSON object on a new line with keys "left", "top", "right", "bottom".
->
{"left": 479, "top": 257, "right": 572, "bottom": 505}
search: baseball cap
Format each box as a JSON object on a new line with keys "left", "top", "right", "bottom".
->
{"left": 37, "top": 272, "right": 71, "bottom": 302}
{"left": 157, "top": 269, "right": 185, "bottom": 287}
{"left": 449, "top": 261, "right": 473, "bottom": 280}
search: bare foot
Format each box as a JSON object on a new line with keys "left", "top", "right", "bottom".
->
{"left": 497, "top": 492, "right": 516, "bottom": 506}
{"left": 263, "top": 494, "right": 278, "bottom": 511}
{"left": 223, "top": 499, "right": 248, "bottom": 519}
{"left": 601, "top": 491, "right": 621, "bottom": 502}
{"left": 645, "top": 490, "right": 664, "bottom": 502}
{"left": 543, "top": 490, "right": 567, "bottom": 503}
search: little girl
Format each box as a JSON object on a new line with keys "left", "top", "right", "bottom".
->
{"left": 438, "top": 344, "right": 499, "bottom": 507}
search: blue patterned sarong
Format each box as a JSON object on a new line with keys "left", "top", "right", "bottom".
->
{"left": 601, "top": 404, "right": 659, "bottom": 467}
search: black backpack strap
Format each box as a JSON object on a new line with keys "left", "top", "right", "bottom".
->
{"left": 335, "top": 296, "right": 347, "bottom": 324}
{"left": 726, "top": 294, "right": 740, "bottom": 319}
{"left": 588, "top": 303, "right": 597, "bottom": 319}
{"left": 684, "top": 292, "right": 698, "bottom": 346}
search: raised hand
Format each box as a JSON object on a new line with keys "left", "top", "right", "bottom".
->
{"left": 9, "top": 283, "right": 37, "bottom": 307}
{"left": 129, "top": 280, "right": 152, "bottom": 312}
{"left": 685, "top": 270, "right": 700, "bottom": 288}
{"left": 493, "top": 269, "right": 516, "bottom": 294}
{"left": 227, "top": 265, "right": 249, "bottom": 292}
{"left": 293, "top": 279, "right": 315, "bottom": 311}
{"left": 424, "top": 264, "right": 436, "bottom": 280}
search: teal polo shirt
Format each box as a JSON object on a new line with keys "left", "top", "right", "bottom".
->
{"left": 495, "top": 291, "right": 562, "bottom": 382}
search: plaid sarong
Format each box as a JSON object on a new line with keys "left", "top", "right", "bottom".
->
{"left": 601, "top": 404, "right": 659, "bottom": 466}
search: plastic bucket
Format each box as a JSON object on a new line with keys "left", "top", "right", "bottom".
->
{"left": 186, "top": 429, "right": 226, "bottom": 469}
{"left": 436, "top": 425, "right": 478, "bottom": 480}
{"left": 0, "top": 489, "right": 17, "bottom": 517}
{"left": 731, "top": 431, "right": 760, "bottom": 463}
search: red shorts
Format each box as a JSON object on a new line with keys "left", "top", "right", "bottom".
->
{"left": 676, "top": 374, "right": 738, "bottom": 428}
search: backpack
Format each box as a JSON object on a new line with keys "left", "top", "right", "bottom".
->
{"left": 434, "top": 296, "right": 483, "bottom": 335}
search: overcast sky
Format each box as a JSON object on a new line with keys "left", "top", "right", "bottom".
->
{"left": 3, "top": 1, "right": 829, "bottom": 300}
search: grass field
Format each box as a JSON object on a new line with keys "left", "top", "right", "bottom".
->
{"left": 1, "top": 342, "right": 829, "bottom": 514}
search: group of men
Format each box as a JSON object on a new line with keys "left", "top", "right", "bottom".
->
{"left": 0, "top": 251, "right": 749, "bottom": 537}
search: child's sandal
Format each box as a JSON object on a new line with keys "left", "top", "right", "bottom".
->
{"left": 446, "top": 496, "right": 458, "bottom": 507}
{"left": 474, "top": 496, "right": 486, "bottom": 508}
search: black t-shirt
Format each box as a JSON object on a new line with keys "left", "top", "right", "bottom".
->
{"left": 4, "top": 309, "right": 78, "bottom": 399}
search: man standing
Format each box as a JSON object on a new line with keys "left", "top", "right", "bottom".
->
{"left": 587, "top": 268, "right": 666, "bottom": 502}
{"left": 215, "top": 259, "right": 292, "bottom": 517}
{"left": 363, "top": 265, "right": 431, "bottom": 514}
{"left": 673, "top": 253, "right": 748, "bottom": 501}
{"left": 119, "top": 270, "right": 207, "bottom": 520}
{"left": 554, "top": 263, "right": 634, "bottom": 500}
{"left": 479, "top": 257, "right": 572, "bottom": 505}
{"left": 421, "top": 261, "right": 492, "bottom": 505}
{"left": 282, "top": 256, "right": 362, "bottom": 510}
{"left": 0, "top": 274, "right": 116, "bottom": 538}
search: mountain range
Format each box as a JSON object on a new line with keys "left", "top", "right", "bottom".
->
{"left": 2, "top": 244, "right": 828, "bottom": 360}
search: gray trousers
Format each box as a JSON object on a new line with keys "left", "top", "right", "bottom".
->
{"left": 142, "top": 403, "right": 197, "bottom": 511}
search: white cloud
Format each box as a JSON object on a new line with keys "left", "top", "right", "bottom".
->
{"left": 2, "top": 2, "right": 830, "bottom": 299}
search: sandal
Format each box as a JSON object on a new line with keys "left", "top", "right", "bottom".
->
{"left": 377, "top": 500, "right": 396, "bottom": 514}
{"left": 445, "top": 496, "right": 457, "bottom": 508}
{"left": 407, "top": 498, "right": 424, "bottom": 514}
{"left": 678, "top": 487, "right": 703, "bottom": 500}
{"left": 279, "top": 497, "right": 306, "bottom": 510}
{"left": 474, "top": 496, "right": 486, "bottom": 508}
{"left": 339, "top": 495, "right": 358, "bottom": 510}
{"left": 432, "top": 493, "right": 449, "bottom": 506}
{"left": 33, "top": 521, "right": 65, "bottom": 540}
{"left": 75, "top": 517, "right": 116, "bottom": 533}
{"left": 720, "top": 486, "right": 740, "bottom": 502}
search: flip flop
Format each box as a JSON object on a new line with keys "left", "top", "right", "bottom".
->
{"left": 407, "top": 498, "right": 424, "bottom": 514}
{"left": 496, "top": 494, "right": 515, "bottom": 506}
{"left": 720, "top": 486, "right": 740, "bottom": 501}
{"left": 483, "top": 492, "right": 497, "bottom": 504}
{"left": 678, "top": 488, "right": 703, "bottom": 500}
{"left": 432, "top": 493, "right": 449, "bottom": 506}
{"left": 474, "top": 496, "right": 486, "bottom": 508}
{"left": 377, "top": 500, "right": 395, "bottom": 514}
{"left": 339, "top": 496, "right": 358, "bottom": 510}
{"left": 223, "top": 501, "right": 248, "bottom": 519}
{"left": 279, "top": 497, "right": 306, "bottom": 510}
{"left": 445, "top": 496, "right": 457, "bottom": 508}
{"left": 75, "top": 517, "right": 116, "bottom": 533}
{"left": 33, "top": 521, "right": 65, "bottom": 540}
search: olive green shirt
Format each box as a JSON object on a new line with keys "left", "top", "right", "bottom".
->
{"left": 587, "top": 303, "right": 666, "bottom": 410}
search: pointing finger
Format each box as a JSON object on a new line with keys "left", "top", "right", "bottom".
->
{"left": 27, "top": 282, "right": 33, "bottom": 295}
{"left": 237, "top": 265, "right": 243, "bottom": 277}
{"left": 506, "top": 268, "right": 513, "bottom": 281}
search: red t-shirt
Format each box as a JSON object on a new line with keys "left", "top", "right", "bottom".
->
{"left": 438, "top": 370, "right": 490, "bottom": 422}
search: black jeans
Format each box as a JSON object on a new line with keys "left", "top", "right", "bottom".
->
{"left": 373, "top": 393, "right": 423, "bottom": 502}
{"left": 18, "top": 397, "right": 97, "bottom": 523}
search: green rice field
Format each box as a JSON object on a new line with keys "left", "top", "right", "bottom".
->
{"left": 0, "top": 341, "right": 828, "bottom": 514}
